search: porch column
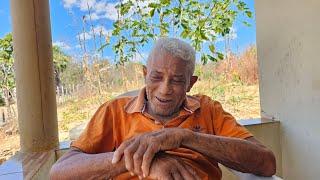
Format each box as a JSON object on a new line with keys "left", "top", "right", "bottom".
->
{"left": 10, "top": 0, "right": 59, "bottom": 152}
{"left": 255, "top": 0, "right": 320, "bottom": 179}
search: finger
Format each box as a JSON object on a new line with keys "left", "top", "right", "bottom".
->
{"left": 124, "top": 140, "right": 140, "bottom": 172}
{"left": 112, "top": 138, "right": 134, "bottom": 164}
{"left": 175, "top": 162, "right": 194, "bottom": 180}
{"left": 171, "top": 171, "right": 183, "bottom": 180}
{"left": 133, "top": 143, "right": 147, "bottom": 176}
{"left": 141, "top": 145, "right": 158, "bottom": 177}
{"left": 184, "top": 163, "right": 201, "bottom": 180}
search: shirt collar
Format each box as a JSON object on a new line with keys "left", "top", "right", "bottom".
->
{"left": 124, "top": 87, "right": 200, "bottom": 114}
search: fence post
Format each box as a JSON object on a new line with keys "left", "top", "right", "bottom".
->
{"left": 1, "top": 110, "right": 5, "bottom": 123}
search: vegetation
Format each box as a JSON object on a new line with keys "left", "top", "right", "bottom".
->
{"left": 103, "top": 0, "right": 252, "bottom": 64}
{"left": 0, "top": 33, "right": 14, "bottom": 108}
{"left": 53, "top": 45, "right": 71, "bottom": 89}
{"left": 55, "top": 46, "right": 260, "bottom": 140}
{"left": 0, "top": 0, "right": 256, "bottom": 162}
{"left": 0, "top": 34, "right": 72, "bottom": 107}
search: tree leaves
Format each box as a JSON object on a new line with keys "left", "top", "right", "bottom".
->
{"left": 149, "top": 8, "right": 155, "bottom": 17}
{"left": 99, "top": 0, "right": 252, "bottom": 65}
{"left": 0, "top": 33, "right": 15, "bottom": 93}
{"left": 53, "top": 45, "right": 70, "bottom": 73}
{"left": 209, "top": 44, "right": 216, "bottom": 54}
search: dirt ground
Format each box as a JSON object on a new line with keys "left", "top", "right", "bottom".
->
{"left": 0, "top": 122, "right": 20, "bottom": 165}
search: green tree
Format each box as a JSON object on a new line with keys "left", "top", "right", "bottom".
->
{"left": 60, "top": 59, "right": 84, "bottom": 86}
{"left": 100, "top": 0, "right": 252, "bottom": 64}
{"left": 53, "top": 45, "right": 70, "bottom": 88}
{"left": 0, "top": 33, "right": 14, "bottom": 107}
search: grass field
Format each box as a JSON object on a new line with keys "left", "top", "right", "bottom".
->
{"left": 56, "top": 75, "right": 261, "bottom": 141}
{"left": 0, "top": 46, "right": 260, "bottom": 163}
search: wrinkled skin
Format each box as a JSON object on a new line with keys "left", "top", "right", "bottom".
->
{"left": 144, "top": 50, "right": 198, "bottom": 120}
{"left": 112, "top": 128, "right": 188, "bottom": 177}
{"left": 148, "top": 153, "right": 200, "bottom": 180}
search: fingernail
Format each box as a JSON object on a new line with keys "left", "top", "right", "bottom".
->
{"left": 130, "top": 172, "right": 134, "bottom": 176}
{"left": 143, "top": 173, "right": 146, "bottom": 178}
{"left": 111, "top": 157, "right": 116, "bottom": 164}
{"left": 139, "top": 176, "right": 142, "bottom": 179}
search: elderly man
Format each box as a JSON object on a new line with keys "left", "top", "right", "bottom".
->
{"left": 50, "top": 38, "right": 276, "bottom": 180}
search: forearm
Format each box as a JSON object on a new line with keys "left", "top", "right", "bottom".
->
{"left": 50, "top": 149, "right": 126, "bottom": 180}
{"left": 182, "top": 130, "right": 276, "bottom": 176}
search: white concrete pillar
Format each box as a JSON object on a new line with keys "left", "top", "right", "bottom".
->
{"left": 255, "top": 0, "right": 320, "bottom": 179}
{"left": 10, "top": 0, "right": 59, "bottom": 152}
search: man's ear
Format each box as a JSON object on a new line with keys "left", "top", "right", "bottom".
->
{"left": 187, "top": 76, "right": 198, "bottom": 92}
{"left": 142, "top": 65, "right": 147, "bottom": 79}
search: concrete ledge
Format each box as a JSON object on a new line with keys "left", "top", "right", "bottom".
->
{"left": 0, "top": 150, "right": 55, "bottom": 180}
{"left": 238, "top": 118, "right": 278, "bottom": 126}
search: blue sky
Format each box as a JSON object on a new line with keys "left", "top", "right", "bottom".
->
{"left": 0, "top": 0, "right": 256, "bottom": 63}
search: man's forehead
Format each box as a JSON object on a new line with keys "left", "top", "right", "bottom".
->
{"left": 148, "top": 59, "right": 186, "bottom": 71}
{"left": 147, "top": 53, "right": 186, "bottom": 67}
{"left": 146, "top": 50, "right": 191, "bottom": 75}
{"left": 150, "top": 70, "right": 185, "bottom": 77}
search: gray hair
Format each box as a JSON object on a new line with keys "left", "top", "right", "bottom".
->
{"left": 147, "top": 37, "right": 196, "bottom": 76}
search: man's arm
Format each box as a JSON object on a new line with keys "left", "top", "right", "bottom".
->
{"left": 112, "top": 128, "right": 276, "bottom": 178}
{"left": 49, "top": 148, "right": 126, "bottom": 180}
{"left": 182, "top": 131, "right": 276, "bottom": 176}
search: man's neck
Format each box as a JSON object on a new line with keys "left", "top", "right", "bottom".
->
{"left": 145, "top": 102, "right": 180, "bottom": 124}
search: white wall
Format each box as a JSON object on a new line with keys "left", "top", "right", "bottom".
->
{"left": 255, "top": 0, "right": 320, "bottom": 179}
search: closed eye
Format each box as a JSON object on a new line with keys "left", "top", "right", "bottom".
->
{"left": 172, "top": 79, "right": 185, "bottom": 84}
{"left": 150, "top": 76, "right": 162, "bottom": 81}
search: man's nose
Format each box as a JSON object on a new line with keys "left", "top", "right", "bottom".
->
{"left": 159, "top": 80, "right": 173, "bottom": 95}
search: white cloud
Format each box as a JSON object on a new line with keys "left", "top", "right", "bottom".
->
{"left": 77, "top": 32, "right": 92, "bottom": 41}
{"left": 53, "top": 41, "right": 71, "bottom": 50}
{"left": 79, "top": 0, "right": 97, "bottom": 11}
{"left": 62, "top": 0, "right": 160, "bottom": 22}
{"left": 226, "top": 27, "right": 237, "bottom": 40}
{"left": 132, "top": 52, "right": 147, "bottom": 63}
{"left": 133, "top": 0, "right": 158, "bottom": 14}
{"left": 62, "top": 0, "right": 119, "bottom": 21}
{"left": 62, "top": 0, "right": 98, "bottom": 11}
{"left": 76, "top": 25, "right": 111, "bottom": 42}
{"left": 62, "top": 0, "right": 77, "bottom": 8}
{"left": 94, "top": 1, "right": 107, "bottom": 13}
{"left": 92, "top": 25, "right": 111, "bottom": 36}
{"left": 215, "top": 27, "right": 237, "bottom": 42}
{"left": 85, "top": 12, "right": 100, "bottom": 20}
{"left": 103, "top": 3, "right": 118, "bottom": 21}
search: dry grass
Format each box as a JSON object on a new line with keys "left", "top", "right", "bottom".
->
{"left": 0, "top": 46, "right": 261, "bottom": 162}
{"left": 57, "top": 46, "right": 261, "bottom": 141}
{"left": 214, "top": 46, "right": 258, "bottom": 85}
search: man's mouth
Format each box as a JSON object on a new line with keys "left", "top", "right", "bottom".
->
{"left": 155, "top": 97, "right": 172, "bottom": 104}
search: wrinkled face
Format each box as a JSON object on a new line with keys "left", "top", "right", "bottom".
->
{"left": 144, "top": 50, "right": 196, "bottom": 117}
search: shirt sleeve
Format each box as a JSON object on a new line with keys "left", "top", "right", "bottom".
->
{"left": 212, "top": 100, "right": 253, "bottom": 139}
{"left": 71, "top": 102, "right": 115, "bottom": 153}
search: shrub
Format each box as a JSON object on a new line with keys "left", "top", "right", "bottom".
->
{"left": 213, "top": 46, "right": 258, "bottom": 85}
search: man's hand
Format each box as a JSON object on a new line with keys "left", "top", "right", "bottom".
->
{"left": 148, "top": 153, "right": 200, "bottom": 180}
{"left": 112, "top": 128, "right": 189, "bottom": 177}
